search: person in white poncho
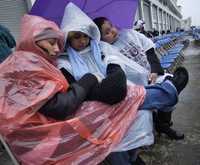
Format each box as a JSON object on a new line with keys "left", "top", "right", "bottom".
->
{"left": 93, "top": 17, "right": 187, "bottom": 143}
{"left": 57, "top": 3, "right": 189, "bottom": 165}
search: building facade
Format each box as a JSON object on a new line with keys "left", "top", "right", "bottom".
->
{"left": 0, "top": 0, "right": 35, "bottom": 39}
{"left": 135, "top": 0, "right": 182, "bottom": 32}
{"left": 181, "top": 17, "right": 192, "bottom": 30}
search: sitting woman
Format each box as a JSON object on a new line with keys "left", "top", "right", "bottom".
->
{"left": 93, "top": 16, "right": 188, "bottom": 164}
{"left": 93, "top": 17, "right": 188, "bottom": 141}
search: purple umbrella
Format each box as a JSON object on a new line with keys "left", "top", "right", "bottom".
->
{"left": 30, "top": 0, "right": 138, "bottom": 29}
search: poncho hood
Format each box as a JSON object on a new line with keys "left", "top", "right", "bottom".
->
{"left": 17, "top": 14, "right": 64, "bottom": 63}
{"left": 61, "top": 3, "right": 101, "bottom": 43}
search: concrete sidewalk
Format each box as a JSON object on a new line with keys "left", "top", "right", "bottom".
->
{"left": 141, "top": 38, "right": 200, "bottom": 165}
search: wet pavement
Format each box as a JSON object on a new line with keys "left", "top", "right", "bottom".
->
{"left": 141, "top": 38, "right": 200, "bottom": 165}
{"left": 0, "top": 37, "right": 200, "bottom": 165}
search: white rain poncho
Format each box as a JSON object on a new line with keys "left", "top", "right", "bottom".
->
{"left": 58, "top": 2, "right": 154, "bottom": 152}
{"left": 112, "top": 29, "right": 156, "bottom": 85}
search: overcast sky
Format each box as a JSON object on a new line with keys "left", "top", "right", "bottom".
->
{"left": 177, "top": 0, "right": 200, "bottom": 26}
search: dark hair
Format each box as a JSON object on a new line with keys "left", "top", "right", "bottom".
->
{"left": 93, "top": 17, "right": 109, "bottom": 34}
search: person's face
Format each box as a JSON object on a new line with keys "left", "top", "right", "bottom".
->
{"left": 100, "top": 20, "right": 118, "bottom": 44}
{"left": 68, "top": 32, "right": 90, "bottom": 51}
{"left": 36, "top": 38, "right": 60, "bottom": 58}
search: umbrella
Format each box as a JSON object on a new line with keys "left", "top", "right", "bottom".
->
{"left": 30, "top": 0, "right": 139, "bottom": 29}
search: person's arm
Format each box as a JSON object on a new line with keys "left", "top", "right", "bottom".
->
{"left": 88, "top": 64, "right": 127, "bottom": 105}
{"left": 133, "top": 30, "right": 164, "bottom": 75}
{"left": 39, "top": 73, "right": 98, "bottom": 120}
{"left": 129, "top": 30, "right": 164, "bottom": 83}
{"left": 146, "top": 48, "right": 164, "bottom": 75}
{"left": 60, "top": 67, "right": 76, "bottom": 84}
{"left": 146, "top": 48, "right": 164, "bottom": 84}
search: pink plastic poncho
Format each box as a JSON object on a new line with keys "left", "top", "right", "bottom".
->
{"left": 0, "top": 14, "right": 146, "bottom": 165}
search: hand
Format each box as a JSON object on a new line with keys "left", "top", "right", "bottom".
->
{"left": 148, "top": 73, "right": 158, "bottom": 84}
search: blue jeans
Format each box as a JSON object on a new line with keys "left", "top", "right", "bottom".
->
{"left": 140, "top": 80, "right": 178, "bottom": 112}
{"left": 105, "top": 152, "right": 132, "bottom": 165}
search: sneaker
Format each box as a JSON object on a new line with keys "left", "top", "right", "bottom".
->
{"left": 157, "top": 125, "right": 185, "bottom": 140}
{"left": 165, "top": 67, "right": 189, "bottom": 94}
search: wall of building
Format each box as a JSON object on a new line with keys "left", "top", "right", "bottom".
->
{"left": 136, "top": 0, "right": 182, "bottom": 33}
{"left": 0, "top": 0, "right": 32, "bottom": 39}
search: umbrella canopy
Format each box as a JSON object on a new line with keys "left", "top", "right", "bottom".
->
{"left": 30, "top": 0, "right": 138, "bottom": 29}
